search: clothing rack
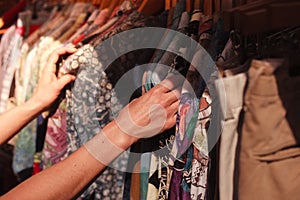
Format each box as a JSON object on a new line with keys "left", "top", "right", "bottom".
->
{"left": 0, "top": 0, "right": 299, "bottom": 199}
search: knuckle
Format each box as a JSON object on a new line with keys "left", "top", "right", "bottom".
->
{"left": 149, "top": 88, "right": 160, "bottom": 98}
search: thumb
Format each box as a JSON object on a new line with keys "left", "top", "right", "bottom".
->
{"left": 57, "top": 74, "right": 76, "bottom": 90}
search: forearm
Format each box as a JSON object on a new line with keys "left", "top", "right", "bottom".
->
{"left": 1, "top": 146, "right": 103, "bottom": 200}
{"left": 1, "top": 121, "right": 137, "bottom": 200}
{"left": 0, "top": 97, "right": 44, "bottom": 145}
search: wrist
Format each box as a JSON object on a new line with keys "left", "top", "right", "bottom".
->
{"left": 83, "top": 120, "right": 138, "bottom": 166}
{"left": 23, "top": 96, "right": 46, "bottom": 116}
{"left": 102, "top": 120, "right": 138, "bottom": 149}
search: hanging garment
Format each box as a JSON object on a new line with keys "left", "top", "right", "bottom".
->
{"left": 206, "top": 17, "right": 229, "bottom": 61}
{"left": 144, "top": 8, "right": 208, "bottom": 200}
{"left": 238, "top": 59, "right": 300, "bottom": 200}
{"left": 6, "top": 12, "right": 39, "bottom": 178}
{"left": 57, "top": 13, "right": 87, "bottom": 42}
{"left": 41, "top": 100, "right": 68, "bottom": 169}
{"left": 144, "top": 0, "right": 186, "bottom": 92}
{"left": 190, "top": 89, "right": 211, "bottom": 200}
{"left": 14, "top": 7, "right": 52, "bottom": 105}
{"left": 168, "top": 93, "right": 199, "bottom": 200}
{"left": 149, "top": 11, "right": 190, "bottom": 85}
{"left": 0, "top": 11, "right": 30, "bottom": 113}
{"left": 215, "top": 30, "right": 241, "bottom": 71}
{"left": 12, "top": 3, "right": 90, "bottom": 177}
{"left": 61, "top": 10, "right": 167, "bottom": 200}
{"left": 0, "top": 26, "right": 16, "bottom": 69}
{"left": 33, "top": 114, "right": 48, "bottom": 175}
{"left": 70, "top": 9, "right": 109, "bottom": 45}
{"left": 64, "top": 42, "right": 128, "bottom": 200}
{"left": 214, "top": 71, "right": 247, "bottom": 200}
{"left": 24, "top": 7, "right": 64, "bottom": 48}
{"left": 167, "top": 10, "right": 220, "bottom": 197}
{"left": 68, "top": 9, "right": 101, "bottom": 44}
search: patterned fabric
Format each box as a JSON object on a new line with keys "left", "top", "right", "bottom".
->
{"left": 71, "top": 7, "right": 116, "bottom": 45}
{"left": 13, "top": 39, "right": 62, "bottom": 176}
{"left": 13, "top": 16, "right": 72, "bottom": 174}
{"left": 0, "top": 11, "right": 30, "bottom": 113}
{"left": 64, "top": 42, "right": 127, "bottom": 200}
{"left": 68, "top": 9, "right": 100, "bottom": 44}
{"left": 168, "top": 92, "right": 200, "bottom": 199}
{"left": 146, "top": 153, "right": 159, "bottom": 200}
{"left": 6, "top": 12, "right": 40, "bottom": 177}
{"left": 57, "top": 13, "right": 87, "bottom": 43}
{"left": 140, "top": 2, "right": 189, "bottom": 199}
{"left": 0, "top": 25, "right": 16, "bottom": 69}
{"left": 190, "top": 90, "right": 211, "bottom": 200}
{"left": 12, "top": 39, "right": 39, "bottom": 175}
{"left": 41, "top": 100, "right": 68, "bottom": 169}
{"left": 24, "top": 8, "right": 64, "bottom": 48}
{"left": 140, "top": 152, "right": 151, "bottom": 200}
{"left": 166, "top": 11, "right": 219, "bottom": 198}
{"left": 13, "top": 119, "right": 37, "bottom": 177}
{"left": 168, "top": 79, "right": 213, "bottom": 200}
{"left": 146, "top": 10, "right": 201, "bottom": 200}
{"left": 12, "top": 44, "right": 39, "bottom": 175}
{"left": 15, "top": 43, "right": 37, "bottom": 106}
{"left": 12, "top": 4, "right": 86, "bottom": 176}
{"left": 62, "top": 11, "right": 167, "bottom": 199}
{"left": 0, "top": 27, "right": 20, "bottom": 113}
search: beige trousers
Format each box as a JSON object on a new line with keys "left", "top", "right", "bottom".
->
{"left": 238, "top": 59, "right": 300, "bottom": 200}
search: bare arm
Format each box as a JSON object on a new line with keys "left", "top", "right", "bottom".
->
{"left": 0, "top": 45, "right": 77, "bottom": 145}
{"left": 1, "top": 121, "right": 132, "bottom": 200}
{"left": 1, "top": 76, "right": 181, "bottom": 200}
{"left": 0, "top": 42, "right": 182, "bottom": 199}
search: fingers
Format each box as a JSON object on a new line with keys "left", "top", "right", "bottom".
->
{"left": 168, "top": 99, "right": 180, "bottom": 115}
{"left": 56, "top": 74, "right": 76, "bottom": 90}
{"left": 46, "top": 44, "right": 78, "bottom": 74}
{"left": 166, "top": 86, "right": 181, "bottom": 103}
{"left": 164, "top": 103, "right": 179, "bottom": 130}
{"left": 156, "top": 74, "right": 185, "bottom": 92}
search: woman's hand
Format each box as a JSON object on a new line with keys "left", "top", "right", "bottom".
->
{"left": 85, "top": 74, "right": 184, "bottom": 166}
{"left": 30, "top": 45, "right": 77, "bottom": 111}
{"left": 115, "top": 74, "right": 184, "bottom": 140}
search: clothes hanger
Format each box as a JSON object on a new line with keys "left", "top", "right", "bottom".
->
{"left": 171, "top": 0, "right": 178, "bottom": 7}
{"left": 193, "top": 0, "right": 202, "bottom": 10}
{"left": 99, "top": 0, "right": 123, "bottom": 18}
{"left": 186, "top": 0, "right": 194, "bottom": 12}
{"left": 138, "top": 0, "right": 165, "bottom": 16}
{"left": 165, "top": 0, "right": 172, "bottom": 10}
{"left": 100, "top": 0, "right": 123, "bottom": 10}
